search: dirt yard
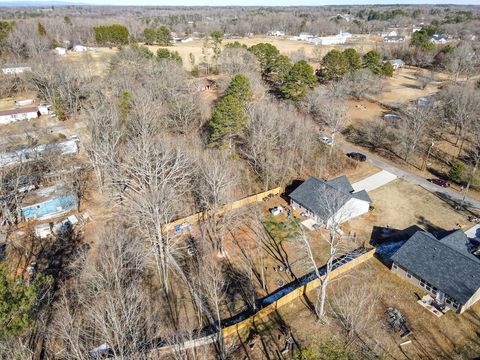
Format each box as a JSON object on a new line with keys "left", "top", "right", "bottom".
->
{"left": 343, "top": 179, "right": 470, "bottom": 242}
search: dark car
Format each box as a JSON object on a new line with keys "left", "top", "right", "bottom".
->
{"left": 347, "top": 152, "right": 367, "bottom": 162}
{"left": 427, "top": 178, "right": 450, "bottom": 188}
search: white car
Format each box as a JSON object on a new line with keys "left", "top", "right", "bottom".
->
{"left": 319, "top": 136, "right": 333, "bottom": 146}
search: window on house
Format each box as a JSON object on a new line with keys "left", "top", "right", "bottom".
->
{"left": 432, "top": 290, "right": 437, "bottom": 295}
{"left": 426, "top": 286, "right": 431, "bottom": 291}
{"left": 406, "top": 272, "right": 412, "bottom": 279}
{"left": 420, "top": 281, "right": 425, "bottom": 287}
{"left": 392, "top": 264, "right": 398, "bottom": 269}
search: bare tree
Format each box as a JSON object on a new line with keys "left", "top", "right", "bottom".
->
{"left": 294, "top": 187, "right": 356, "bottom": 320}
{"left": 305, "top": 89, "right": 348, "bottom": 153}
{"left": 398, "top": 103, "right": 436, "bottom": 163}
{"left": 446, "top": 41, "right": 478, "bottom": 81}
{"left": 330, "top": 277, "right": 379, "bottom": 338}
{"left": 195, "top": 151, "right": 236, "bottom": 255}
{"left": 440, "top": 84, "right": 480, "bottom": 157}
{"left": 49, "top": 226, "right": 156, "bottom": 360}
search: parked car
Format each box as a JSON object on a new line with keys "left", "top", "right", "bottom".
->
{"left": 319, "top": 135, "right": 333, "bottom": 146}
{"left": 346, "top": 152, "right": 367, "bottom": 162}
{"left": 427, "top": 178, "right": 450, "bottom": 187}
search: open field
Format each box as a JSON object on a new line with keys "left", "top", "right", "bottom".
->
{"left": 62, "top": 35, "right": 380, "bottom": 72}
{"left": 369, "top": 66, "right": 451, "bottom": 107}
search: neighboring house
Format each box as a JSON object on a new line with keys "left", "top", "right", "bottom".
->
{"left": 391, "top": 230, "right": 480, "bottom": 313}
{"left": 73, "top": 45, "right": 87, "bottom": 52}
{"left": 431, "top": 34, "right": 448, "bottom": 44}
{"left": 289, "top": 175, "right": 371, "bottom": 227}
{"left": 298, "top": 32, "right": 314, "bottom": 41}
{"left": 15, "top": 99, "right": 35, "bottom": 107}
{"left": 0, "top": 107, "right": 39, "bottom": 125}
{"left": 383, "top": 35, "right": 405, "bottom": 43}
{"left": 0, "top": 138, "right": 79, "bottom": 168}
{"left": 1, "top": 65, "right": 31, "bottom": 75}
{"left": 268, "top": 30, "right": 285, "bottom": 37}
{"left": 412, "top": 26, "right": 423, "bottom": 33}
{"left": 384, "top": 59, "right": 405, "bottom": 70}
{"left": 308, "top": 32, "right": 350, "bottom": 45}
{"left": 382, "top": 30, "right": 398, "bottom": 37}
{"left": 54, "top": 47, "right": 67, "bottom": 55}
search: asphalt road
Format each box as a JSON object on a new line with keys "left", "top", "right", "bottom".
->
{"left": 340, "top": 142, "right": 480, "bottom": 210}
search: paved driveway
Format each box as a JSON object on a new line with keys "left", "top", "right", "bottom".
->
{"left": 352, "top": 170, "right": 397, "bottom": 192}
{"left": 339, "top": 142, "right": 480, "bottom": 210}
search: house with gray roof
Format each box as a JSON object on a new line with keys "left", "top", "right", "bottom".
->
{"left": 391, "top": 230, "right": 480, "bottom": 313}
{"left": 289, "top": 175, "right": 371, "bottom": 228}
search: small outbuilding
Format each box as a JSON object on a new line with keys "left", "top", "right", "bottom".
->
{"left": 54, "top": 47, "right": 67, "bottom": 55}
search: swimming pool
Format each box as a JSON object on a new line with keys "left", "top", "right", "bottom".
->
{"left": 22, "top": 195, "right": 77, "bottom": 220}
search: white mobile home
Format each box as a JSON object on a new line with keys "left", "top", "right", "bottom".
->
{"left": 0, "top": 107, "right": 39, "bottom": 125}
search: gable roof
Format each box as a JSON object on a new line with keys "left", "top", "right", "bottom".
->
{"left": 289, "top": 176, "right": 371, "bottom": 221}
{"left": 391, "top": 230, "right": 480, "bottom": 304}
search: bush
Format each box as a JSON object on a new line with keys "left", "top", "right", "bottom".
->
{"left": 448, "top": 161, "right": 464, "bottom": 183}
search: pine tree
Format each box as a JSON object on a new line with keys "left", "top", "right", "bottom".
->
{"left": 208, "top": 95, "right": 248, "bottom": 148}
{"left": 225, "top": 74, "right": 253, "bottom": 103}
{"left": 281, "top": 60, "right": 317, "bottom": 101}
{"left": 37, "top": 22, "right": 47, "bottom": 37}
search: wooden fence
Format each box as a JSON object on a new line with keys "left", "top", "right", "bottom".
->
{"left": 162, "top": 187, "right": 283, "bottom": 233}
{"left": 222, "top": 248, "right": 375, "bottom": 338}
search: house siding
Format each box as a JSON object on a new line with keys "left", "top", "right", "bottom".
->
{"left": 0, "top": 111, "right": 38, "bottom": 125}
{"left": 391, "top": 262, "right": 465, "bottom": 313}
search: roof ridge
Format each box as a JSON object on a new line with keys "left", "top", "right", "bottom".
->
{"left": 422, "top": 231, "right": 480, "bottom": 265}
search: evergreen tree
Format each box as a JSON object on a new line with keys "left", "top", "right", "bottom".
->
{"left": 157, "top": 26, "right": 173, "bottom": 46}
{"left": 93, "top": 24, "right": 129, "bottom": 46}
{"left": 362, "top": 50, "right": 383, "bottom": 74}
{"left": 118, "top": 91, "right": 131, "bottom": 123}
{"left": 156, "top": 48, "right": 182, "bottom": 63}
{"left": 0, "top": 264, "right": 52, "bottom": 338}
{"left": 225, "top": 74, "right": 253, "bottom": 103}
{"left": 321, "top": 49, "right": 349, "bottom": 80}
{"left": 448, "top": 161, "right": 464, "bottom": 183}
{"left": 142, "top": 27, "right": 157, "bottom": 45}
{"left": 281, "top": 60, "right": 317, "bottom": 101}
{"left": 37, "top": 22, "right": 47, "bottom": 37}
{"left": 208, "top": 95, "right": 248, "bottom": 148}
{"left": 411, "top": 29, "right": 435, "bottom": 51}
{"left": 343, "top": 48, "right": 362, "bottom": 73}
{"left": 249, "top": 43, "right": 281, "bottom": 76}
{"left": 270, "top": 54, "right": 293, "bottom": 86}
{"left": 382, "top": 61, "right": 394, "bottom": 77}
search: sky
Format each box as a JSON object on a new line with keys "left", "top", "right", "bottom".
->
{"left": 2, "top": 0, "right": 480, "bottom": 5}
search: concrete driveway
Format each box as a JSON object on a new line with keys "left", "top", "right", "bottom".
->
{"left": 352, "top": 170, "right": 397, "bottom": 192}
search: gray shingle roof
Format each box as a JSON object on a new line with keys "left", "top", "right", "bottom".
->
{"left": 391, "top": 230, "right": 480, "bottom": 304}
{"left": 289, "top": 176, "right": 370, "bottom": 221}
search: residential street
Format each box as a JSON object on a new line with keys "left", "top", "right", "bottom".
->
{"left": 339, "top": 142, "right": 480, "bottom": 210}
